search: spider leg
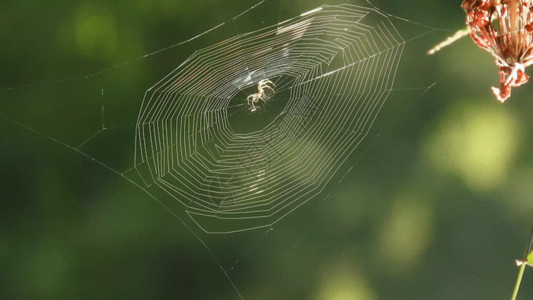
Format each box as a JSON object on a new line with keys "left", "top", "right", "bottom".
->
{"left": 260, "top": 79, "right": 275, "bottom": 86}
{"left": 247, "top": 94, "right": 260, "bottom": 111}
{"left": 262, "top": 86, "right": 275, "bottom": 93}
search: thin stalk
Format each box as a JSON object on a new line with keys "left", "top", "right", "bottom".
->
{"left": 427, "top": 27, "right": 470, "bottom": 55}
{"left": 511, "top": 262, "right": 526, "bottom": 300}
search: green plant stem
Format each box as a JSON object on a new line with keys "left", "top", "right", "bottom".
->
{"left": 511, "top": 263, "right": 527, "bottom": 300}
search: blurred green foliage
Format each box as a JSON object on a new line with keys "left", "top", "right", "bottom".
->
{"left": 1, "top": 0, "right": 533, "bottom": 299}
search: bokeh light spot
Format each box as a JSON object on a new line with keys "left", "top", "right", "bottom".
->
{"left": 424, "top": 102, "right": 522, "bottom": 192}
{"left": 315, "top": 258, "right": 376, "bottom": 300}
{"left": 376, "top": 193, "right": 434, "bottom": 274}
{"left": 75, "top": 7, "right": 117, "bottom": 60}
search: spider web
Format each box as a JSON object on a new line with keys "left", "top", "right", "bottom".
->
{"left": 0, "top": 0, "right": 439, "bottom": 298}
{"left": 135, "top": 3, "right": 404, "bottom": 234}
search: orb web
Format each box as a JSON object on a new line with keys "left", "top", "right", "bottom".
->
{"left": 135, "top": 4, "right": 404, "bottom": 233}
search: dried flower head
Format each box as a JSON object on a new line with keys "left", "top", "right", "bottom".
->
{"left": 462, "top": 0, "right": 533, "bottom": 102}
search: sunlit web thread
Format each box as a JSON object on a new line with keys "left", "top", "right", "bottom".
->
{"left": 134, "top": 3, "right": 405, "bottom": 234}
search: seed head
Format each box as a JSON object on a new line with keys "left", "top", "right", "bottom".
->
{"left": 462, "top": 0, "right": 533, "bottom": 102}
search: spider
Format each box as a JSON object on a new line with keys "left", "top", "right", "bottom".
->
{"left": 246, "top": 79, "right": 276, "bottom": 112}
{"left": 462, "top": 0, "right": 533, "bottom": 102}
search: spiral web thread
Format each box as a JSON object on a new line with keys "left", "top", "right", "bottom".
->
{"left": 134, "top": 3, "right": 405, "bottom": 234}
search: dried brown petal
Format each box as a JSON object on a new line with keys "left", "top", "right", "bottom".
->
{"left": 462, "top": 0, "right": 533, "bottom": 102}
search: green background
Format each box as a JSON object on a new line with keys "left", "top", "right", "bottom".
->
{"left": 1, "top": 0, "right": 533, "bottom": 299}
